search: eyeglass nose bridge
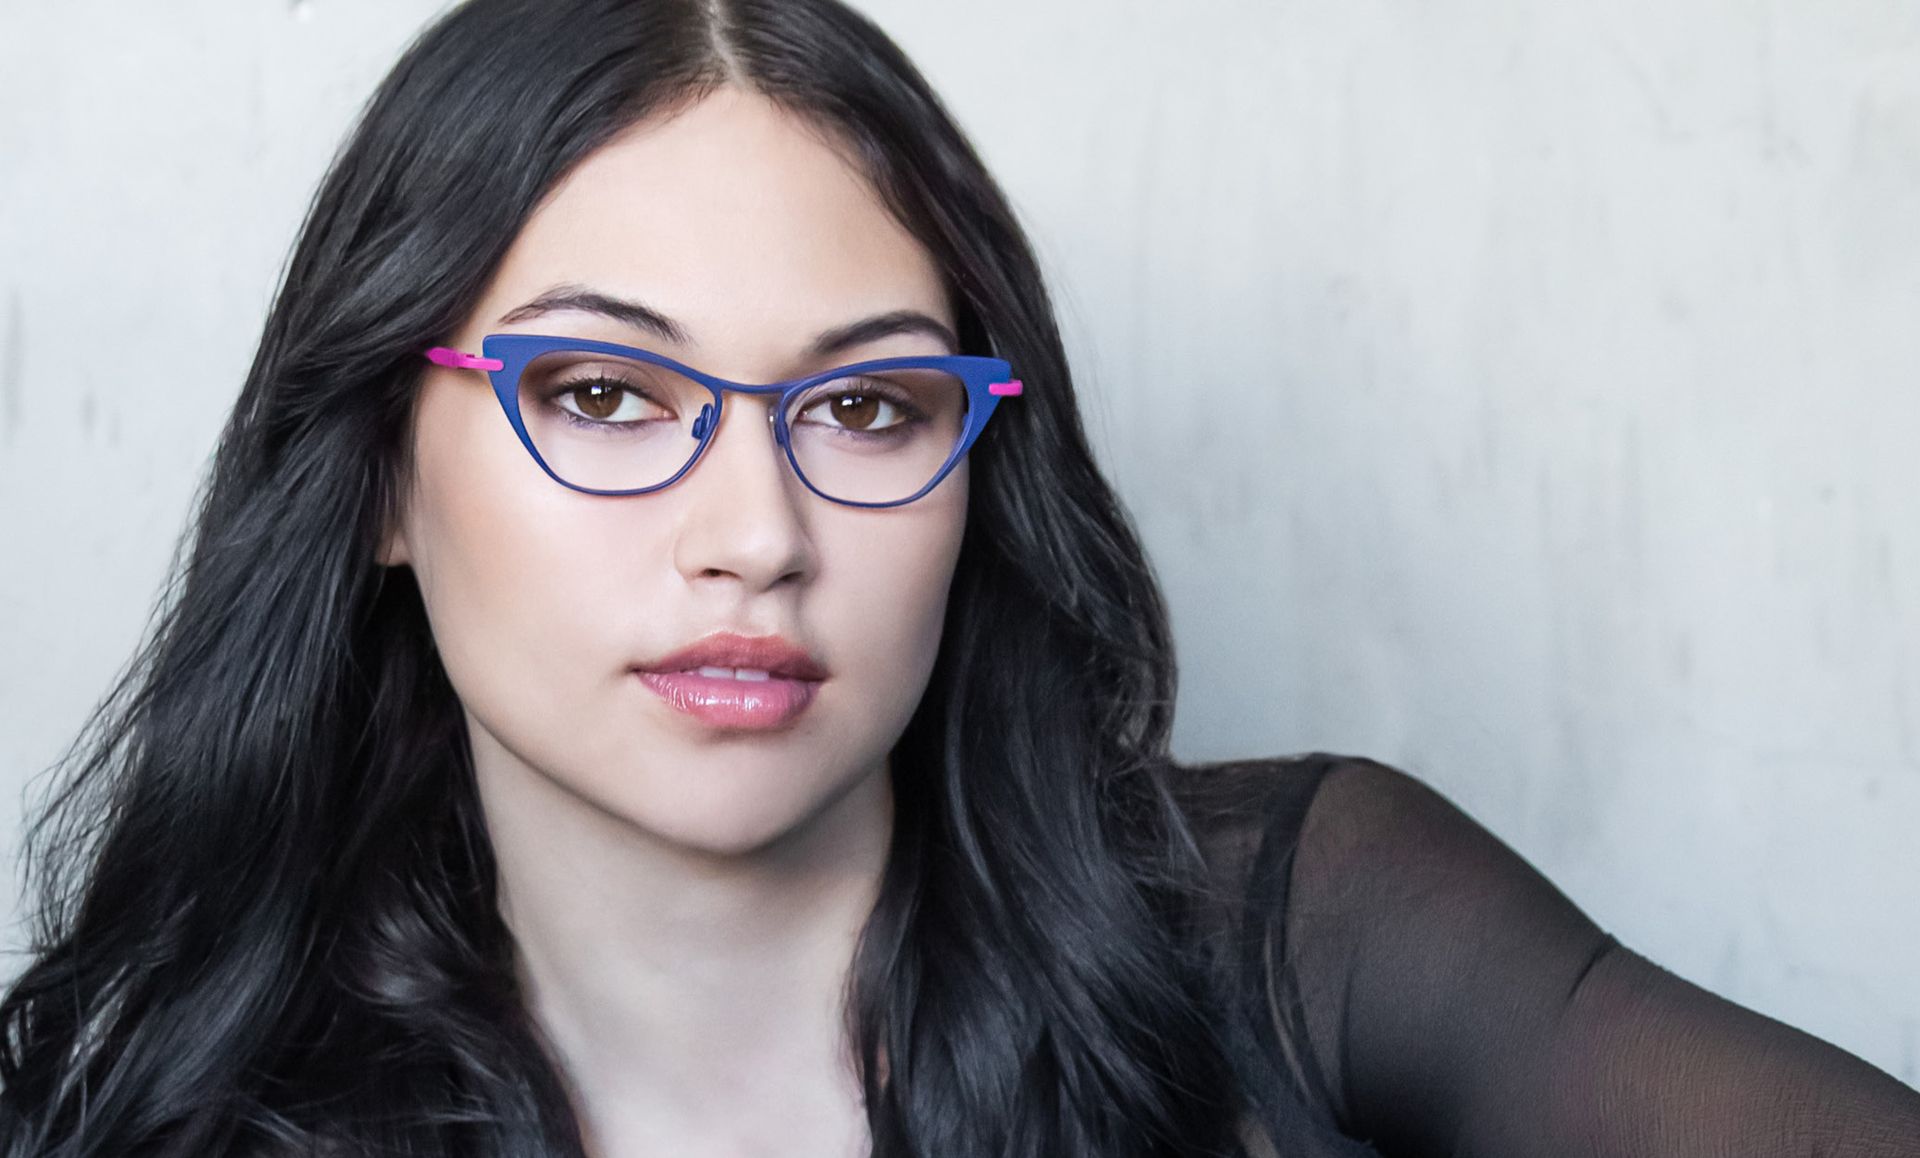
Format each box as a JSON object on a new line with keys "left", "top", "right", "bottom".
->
{"left": 685, "top": 381, "right": 788, "bottom": 443}
{"left": 674, "top": 382, "right": 813, "bottom": 509}
{"left": 686, "top": 399, "right": 773, "bottom": 446}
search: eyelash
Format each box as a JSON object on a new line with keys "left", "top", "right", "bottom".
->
{"left": 545, "top": 376, "right": 666, "bottom": 429}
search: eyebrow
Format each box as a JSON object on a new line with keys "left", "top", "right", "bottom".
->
{"left": 496, "top": 284, "right": 960, "bottom": 358}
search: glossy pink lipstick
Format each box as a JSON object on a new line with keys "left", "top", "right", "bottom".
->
{"left": 633, "top": 631, "right": 827, "bottom": 731}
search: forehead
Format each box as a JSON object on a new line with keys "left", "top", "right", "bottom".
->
{"left": 472, "top": 87, "right": 952, "bottom": 369}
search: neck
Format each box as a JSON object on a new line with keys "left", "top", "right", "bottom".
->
{"left": 470, "top": 724, "right": 892, "bottom": 1153}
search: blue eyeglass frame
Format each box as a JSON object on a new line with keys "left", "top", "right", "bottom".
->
{"left": 424, "top": 333, "right": 1024, "bottom": 508}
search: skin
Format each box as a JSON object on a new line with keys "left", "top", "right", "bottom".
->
{"left": 378, "top": 86, "right": 964, "bottom": 1156}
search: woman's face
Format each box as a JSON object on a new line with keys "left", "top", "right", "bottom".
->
{"left": 382, "top": 87, "right": 966, "bottom": 856}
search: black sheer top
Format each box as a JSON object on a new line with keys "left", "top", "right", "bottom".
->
{"left": 1169, "top": 753, "right": 1920, "bottom": 1157}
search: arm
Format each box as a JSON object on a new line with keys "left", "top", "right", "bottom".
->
{"left": 1271, "top": 757, "right": 1920, "bottom": 1156}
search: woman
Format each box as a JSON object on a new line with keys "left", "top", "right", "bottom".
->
{"left": 1, "top": 0, "right": 1915, "bottom": 1154}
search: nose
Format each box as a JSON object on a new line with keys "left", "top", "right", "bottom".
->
{"left": 668, "top": 391, "right": 815, "bottom": 590}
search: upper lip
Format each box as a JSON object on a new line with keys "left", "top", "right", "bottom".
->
{"left": 636, "top": 631, "right": 829, "bottom": 680}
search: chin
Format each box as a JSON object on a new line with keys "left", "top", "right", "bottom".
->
{"left": 602, "top": 764, "right": 865, "bottom": 859}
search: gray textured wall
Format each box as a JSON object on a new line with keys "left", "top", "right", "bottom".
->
{"left": 2, "top": 1, "right": 1915, "bottom": 1083}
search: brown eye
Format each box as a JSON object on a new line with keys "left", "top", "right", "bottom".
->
{"left": 571, "top": 381, "right": 626, "bottom": 421}
{"left": 826, "top": 393, "right": 883, "bottom": 431}
{"left": 795, "top": 379, "right": 915, "bottom": 432}
{"left": 550, "top": 376, "right": 665, "bottom": 425}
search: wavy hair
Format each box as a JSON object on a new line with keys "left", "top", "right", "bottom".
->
{"left": 0, "top": 1, "right": 1261, "bottom": 1153}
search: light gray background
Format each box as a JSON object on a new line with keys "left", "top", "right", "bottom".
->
{"left": 2, "top": 0, "right": 1916, "bottom": 1084}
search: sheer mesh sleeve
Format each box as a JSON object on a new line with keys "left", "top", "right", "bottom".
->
{"left": 1265, "top": 754, "right": 1920, "bottom": 1157}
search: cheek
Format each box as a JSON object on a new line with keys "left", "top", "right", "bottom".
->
{"left": 818, "top": 474, "right": 968, "bottom": 727}
{"left": 401, "top": 381, "right": 646, "bottom": 744}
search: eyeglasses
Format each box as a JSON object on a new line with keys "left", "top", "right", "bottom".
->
{"left": 423, "top": 334, "right": 1023, "bottom": 508}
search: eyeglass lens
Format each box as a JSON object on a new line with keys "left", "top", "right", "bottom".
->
{"left": 514, "top": 348, "right": 972, "bottom": 503}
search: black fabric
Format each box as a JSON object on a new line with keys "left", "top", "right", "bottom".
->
{"left": 1169, "top": 753, "right": 1920, "bottom": 1157}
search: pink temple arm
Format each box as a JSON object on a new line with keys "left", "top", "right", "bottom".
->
{"left": 425, "top": 346, "right": 505, "bottom": 372}
{"left": 989, "top": 379, "right": 1022, "bottom": 396}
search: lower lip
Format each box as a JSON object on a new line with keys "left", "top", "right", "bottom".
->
{"left": 634, "top": 669, "right": 822, "bottom": 730}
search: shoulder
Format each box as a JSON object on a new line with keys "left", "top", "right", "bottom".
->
{"left": 1165, "top": 750, "right": 1439, "bottom": 856}
{"left": 1162, "top": 754, "right": 1452, "bottom": 1133}
{"left": 1165, "top": 752, "right": 1498, "bottom": 921}
{"left": 1161, "top": 751, "right": 1416, "bottom": 913}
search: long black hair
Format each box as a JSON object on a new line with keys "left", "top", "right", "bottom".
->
{"left": 0, "top": 1, "right": 1269, "bottom": 1153}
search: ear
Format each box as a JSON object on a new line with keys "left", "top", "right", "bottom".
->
{"left": 376, "top": 509, "right": 411, "bottom": 568}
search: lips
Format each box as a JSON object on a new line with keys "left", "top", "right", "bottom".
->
{"left": 633, "top": 631, "right": 826, "bottom": 730}
{"left": 636, "top": 630, "right": 829, "bottom": 681}
{"left": 634, "top": 668, "right": 821, "bottom": 729}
